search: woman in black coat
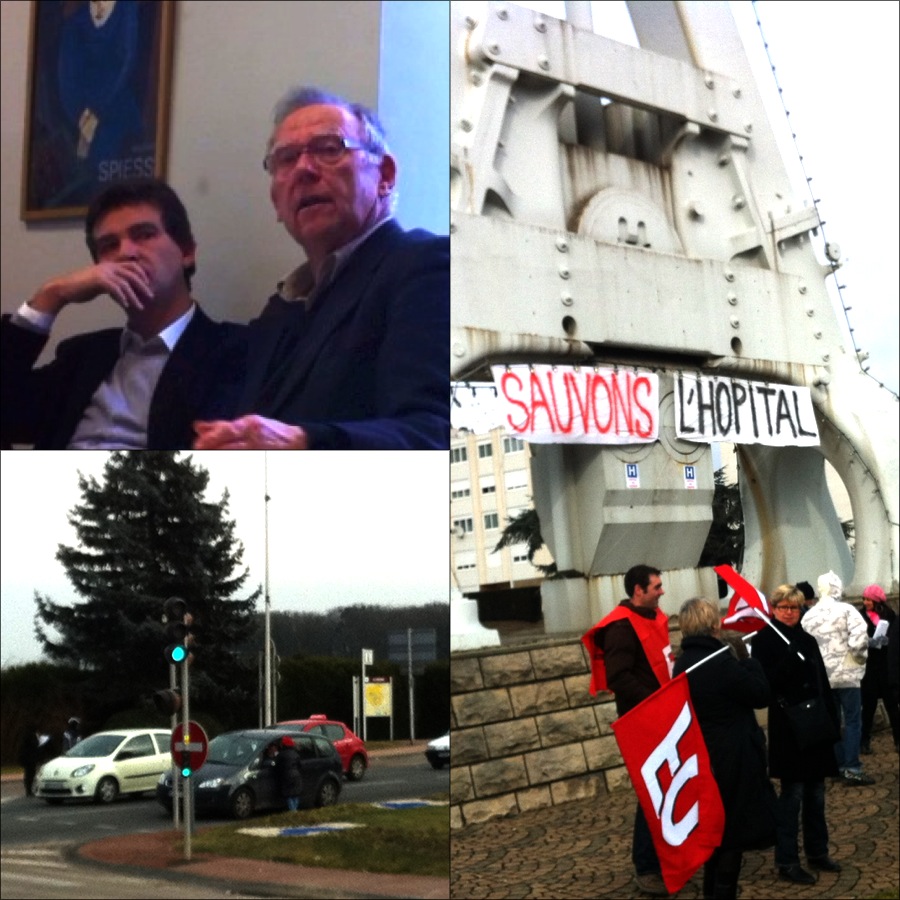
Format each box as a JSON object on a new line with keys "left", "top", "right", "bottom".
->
{"left": 858, "top": 584, "right": 899, "bottom": 753}
{"left": 273, "top": 735, "right": 304, "bottom": 811}
{"left": 673, "top": 598, "right": 777, "bottom": 900}
{"left": 751, "top": 584, "right": 841, "bottom": 886}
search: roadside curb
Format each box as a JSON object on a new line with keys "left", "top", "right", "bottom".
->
{"left": 7, "top": 742, "right": 448, "bottom": 899}
{"left": 74, "top": 827, "right": 449, "bottom": 899}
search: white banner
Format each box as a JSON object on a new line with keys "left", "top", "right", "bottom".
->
{"left": 491, "top": 365, "right": 659, "bottom": 444}
{"left": 675, "top": 373, "right": 819, "bottom": 446}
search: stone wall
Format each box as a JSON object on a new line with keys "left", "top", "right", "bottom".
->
{"left": 450, "top": 635, "right": 634, "bottom": 829}
{"left": 450, "top": 602, "right": 898, "bottom": 829}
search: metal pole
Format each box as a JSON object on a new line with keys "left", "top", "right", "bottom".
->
{"left": 271, "top": 640, "right": 278, "bottom": 724}
{"left": 264, "top": 454, "right": 272, "bottom": 726}
{"left": 257, "top": 652, "right": 263, "bottom": 728}
{"left": 169, "top": 662, "right": 180, "bottom": 829}
{"left": 407, "top": 628, "right": 415, "bottom": 742}
{"left": 183, "top": 657, "right": 191, "bottom": 862}
{"left": 361, "top": 649, "right": 368, "bottom": 742}
{"left": 683, "top": 644, "right": 731, "bottom": 675}
{"left": 564, "top": 1, "right": 593, "bottom": 31}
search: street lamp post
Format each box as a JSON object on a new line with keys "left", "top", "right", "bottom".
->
{"left": 263, "top": 453, "right": 272, "bottom": 726}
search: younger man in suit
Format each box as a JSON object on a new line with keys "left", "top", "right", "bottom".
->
{"left": 1, "top": 178, "right": 244, "bottom": 449}
{"left": 192, "top": 86, "right": 449, "bottom": 450}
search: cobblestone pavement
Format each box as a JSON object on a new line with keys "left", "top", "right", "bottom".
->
{"left": 450, "top": 730, "right": 899, "bottom": 899}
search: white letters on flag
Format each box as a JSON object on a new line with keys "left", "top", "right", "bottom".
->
{"left": 640, "top": 701, "right": 699, "bottom": 847}
{"left": 611, "top": 673, "right": 725, "bottom": 894}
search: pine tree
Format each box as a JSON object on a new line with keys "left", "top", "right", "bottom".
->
{"left": 698, "top": 468, "right": 745, "bottom": 570}
{"left": 34, "top": 452, "right": 260, "bottom": 721}
{"left": 492, "top": 507, "right": 558, "bottom": 577}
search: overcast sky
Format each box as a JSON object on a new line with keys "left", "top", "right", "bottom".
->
{"left": 453, "top": 0, "right": 899, "bottom": 430}
{"left": 0, "top": 452, "right": 449, "bottom": 666}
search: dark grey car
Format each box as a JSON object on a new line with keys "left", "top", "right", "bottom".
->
{"left": 156, "top": 729, "right": 342, "bottom": 819}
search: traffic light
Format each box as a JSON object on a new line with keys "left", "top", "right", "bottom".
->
{"left": 153, "top": 688, "right": 182, "bottom": 715}
{"left": 179, "top": 736, "right": 193, "bottom": 778}
{"left": 162, "top": 596, "right": 194, "bottom": 666}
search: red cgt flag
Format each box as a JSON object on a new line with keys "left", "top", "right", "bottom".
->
{"left": 715, "top": 564, "right": 770, "bottom": 634}
{"left": 611, "top": 673, "right": 725, "bottom": 895}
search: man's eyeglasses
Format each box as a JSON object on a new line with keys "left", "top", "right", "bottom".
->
{"left": 263, "top": 135, "right": 369, "bottom": 176}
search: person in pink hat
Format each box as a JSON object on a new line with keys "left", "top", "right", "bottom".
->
{"left": 274, "top": 734, "right": 303, "bottom": 811}
{"left": 859, "top": 585, "right": 899, "bottom": 753}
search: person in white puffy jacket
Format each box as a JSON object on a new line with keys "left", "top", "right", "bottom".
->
{"left": 801, "top": 571, "right": 874, "bottom": 786}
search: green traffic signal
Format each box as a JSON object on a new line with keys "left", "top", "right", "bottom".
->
{"left": 167, "top": 643, "right": 188, "bottom": 664}
{"left": 162, "top": 597, "right": 194, "bottom": 666}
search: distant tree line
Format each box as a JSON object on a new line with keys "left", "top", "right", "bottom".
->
{"left": 246, "top": 603, "right": 449, "bottom": 663}
{"left": 0, "top": 654, "right": 449, "bottom": 766}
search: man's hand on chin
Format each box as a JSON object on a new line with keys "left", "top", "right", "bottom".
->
{"left": 192, "top": 416, "right": 309, "bottom": 450}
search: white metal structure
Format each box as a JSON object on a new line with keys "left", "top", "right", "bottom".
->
{"left": 450, "top": 1, "right": 898, "bottom": 632}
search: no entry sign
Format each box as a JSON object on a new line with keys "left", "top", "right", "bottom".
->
{"left": 170, "top": 720, "right": 209, "bottom": 775}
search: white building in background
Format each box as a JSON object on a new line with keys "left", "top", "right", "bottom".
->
{"left": 450, "top": 429, "right": 548, "bottom": 595}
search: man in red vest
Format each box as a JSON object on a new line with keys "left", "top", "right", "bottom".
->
{"left": 582, "top": 564, "right": 673, "bottom": 897}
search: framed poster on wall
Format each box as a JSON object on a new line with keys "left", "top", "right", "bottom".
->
{"left": 20, "top": 0, "right": 175, "bottom": 222}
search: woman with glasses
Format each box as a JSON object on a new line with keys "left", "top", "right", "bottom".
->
{"left": 751, "top": 584, "right": 841, "bottom": 886}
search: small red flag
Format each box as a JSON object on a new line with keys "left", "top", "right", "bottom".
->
{"left": 715, "top": 564, "right": 770, "bottom": 634}
{"left": 611, "top": 673, "right": 725, "bottom": 894}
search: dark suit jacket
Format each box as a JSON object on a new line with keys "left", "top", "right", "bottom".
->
{"left": 240, "top": 220, "right": 449, "bottom": 449}
{"left": 0, "top": 306, "right": 246, "bottom": 449}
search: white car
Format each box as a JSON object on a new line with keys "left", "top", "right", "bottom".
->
{"left": 425, "top": 732, "right": 450, "bottom": 769}
{"left": 34, "top": 728, "right": 172, "bottom": 804}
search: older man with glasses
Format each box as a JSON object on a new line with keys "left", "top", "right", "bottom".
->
{"left": 193, "top": 86, "right": 449, "bottom": 450}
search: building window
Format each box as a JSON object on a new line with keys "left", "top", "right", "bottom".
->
{"left": 455, "top": 550, "right": 477, "bottom": 571}
{"left": 505, "top": 470, "right": 528, "bottom": 492}
{"left": 453, "top": 517, "right": 474, "bottom": 534}
{"left": 480, "top": 475, "right": 496, "bottom": 495}
{"left": 512, "top": 550, "right": 529, "bottom": 563}
{"left": 483, "top": 512, "right": 499, "bottom": 530}
{"left": 451, "top": 480, "right": 471, "bottom": 499}
{"left": 451, "top": 446, "right": 468, "bottom": 464}
{"left": 477, "top": 442, "right": 493, "bottom": 459}
{"left": 504, "top": 436, "right": 525, "bottom": 453}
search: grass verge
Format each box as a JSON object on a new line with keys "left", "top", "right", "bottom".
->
{"left": 190, "top": 800, "right": 449, "bottom": 877}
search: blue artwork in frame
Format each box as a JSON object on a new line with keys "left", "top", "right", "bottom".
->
{"left": 21, "top": 0, "right": 175, "bottom": 221}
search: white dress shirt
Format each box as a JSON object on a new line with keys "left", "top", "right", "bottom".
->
{"left": 63, "top": 305, "right": 196, "bottom": 448}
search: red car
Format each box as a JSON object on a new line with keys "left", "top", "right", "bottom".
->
{"left": 277, "top": 716, "right": 368, "bottom": 781}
